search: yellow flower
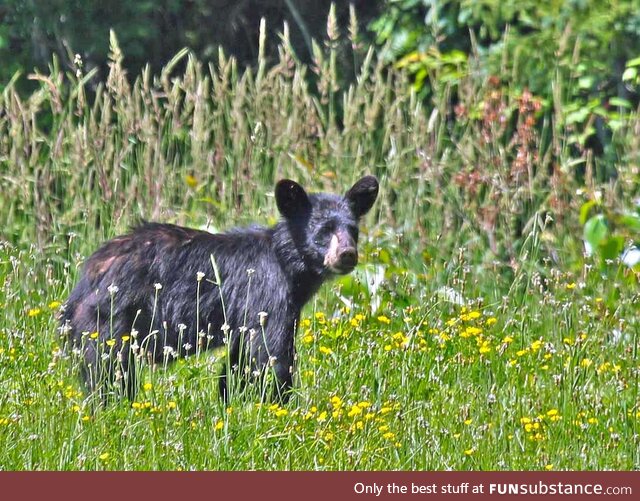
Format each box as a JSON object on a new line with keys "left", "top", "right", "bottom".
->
{"left": 566, "top": 282, "right": 576, "bottom": 290}
{"left": 545, "top": 464, "right": 554, "bottom": 471}
{"left": 48, "top": 301, "right": 62, "bottom": 309}
{"left": 27, "top": 308, "right": 41, "bottom": 317}
{"left": 464, "top": 448, "right": 474, "bottom": 455}
{"left": 89, "top": 332, "right": 99, "bottom": 340}
{"left": 464, "top": 418, "right": 473, "bottom": 425}
{"left": 99, "top": 452, "right": 110, "bottom": 461}
{"left": 580, "top": 358, "right": 593, "bottom": 368}
{"left": 143, "top": 383, "right": 153, "bottom": 391}
{"left": 382, "top": 432, "right": 396, "bottom": 440}
{"left": 121, "top": 335, "right": 130, "bottom": 343}
{"left": 348, "top": 405, "right": 363, "bottom": 418}
{"left": 377, "top": 315, "right": 391, "bottom": 324}
{"left": 317, "top": 411, "right": 328, "bottom": 423}
{"left": 485, "top": 317, "right": 498, "bottom": 326}
{"left": 319, "top": 346, "right": 333, "bottom": 355}
{"left": 302, "top": 333, "right": 314, "bottom": 344}
{"left": 546, "top": 409, "right": 559, "bottom": 417}
{"left": 214, "top": 420, "right": 224, "bottom": 431}
{"left": 106, "top": 339, "right": 116, "bottom": 347}
{"left": 185, "top": 174, "right": 198, "bottom": 188}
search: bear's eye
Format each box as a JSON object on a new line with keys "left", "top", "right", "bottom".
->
{"left": 313, "top": 221, "right": 335, "bottom": 245}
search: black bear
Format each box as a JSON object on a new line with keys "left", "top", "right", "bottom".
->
{"left": 61, "top": 176, "right": 379, "bottom": 402}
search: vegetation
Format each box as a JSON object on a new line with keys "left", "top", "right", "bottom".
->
{"left": 1, "top": 6, "right": 639, "bottom": 470}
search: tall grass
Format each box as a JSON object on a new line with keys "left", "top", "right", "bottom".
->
{"left": 0, "top": 15, "right": 639, "bottom": 470}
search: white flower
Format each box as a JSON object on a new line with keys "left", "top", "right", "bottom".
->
{"left": 107, "top": 284, "right": 119, "bottom": 295}
{"left": 196, "top": 272, "right": 205, "bottom": 282}
{"left": 154, "top": 283, "right": 163, "bottom": 291}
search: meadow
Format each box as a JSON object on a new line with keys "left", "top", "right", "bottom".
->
{"left": 1, "top": 25, "right": 639, "bottom": 470}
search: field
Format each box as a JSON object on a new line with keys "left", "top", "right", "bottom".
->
{"left": 1, "top": 31, "right": 639, "bottom": 470}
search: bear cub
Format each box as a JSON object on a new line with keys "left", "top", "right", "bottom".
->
{"left": 61, "top": 176, "right": 379, "bottom": 402}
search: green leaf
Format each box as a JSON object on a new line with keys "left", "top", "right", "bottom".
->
{"left": 609, "top": 97, "right": 632, "bottom": 109}
{"left": 579, "top": 200, "right": 598, "bottom": 225}
{"left": 584, "top": 214, "right": 608, "bottom": 250}
{"left": 619, "top": 213, "right": 640, "bottom": 232}
{"left": 622, "top": 67, "right": 637, "bottom": 82}
{"left": 626, "top": 56, "right": 640, "bottom": 67}
{"left": 598, "top": 236, "right": 625, "bottom": 260}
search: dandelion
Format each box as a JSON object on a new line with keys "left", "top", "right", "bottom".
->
{"left": 464, "top": 448, "right": 475, "bottom": 455}
{"left": 214, "top": 420, "right": 224, "bottom": 431}
{"left": 27, "top": 308, "right": 41, "bottom": 317}
{"left": 580, "top": 358, "right": 593, "bottom": 368}
{"left": 319, "top": 346, "right": 333, "bottom": 355}
{"left": 99, "top": 452, "right": 110, "bottom": 461}
{"left": 377, "top": 315, "right": 391, "bottom": 325}
{"left": 545, "top": 464, "right": 554, "bottom": 471}
{"left": 143, "top": 383, "right": 153, "bottom": 391}
{"left": 48, "top": 301, "right": 62, "bottom": 309}
{"left": 348, "top": 405, "right": 363, "bottom": 418}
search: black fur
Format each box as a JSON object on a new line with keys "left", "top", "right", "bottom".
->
{"left": 61, "top": 176, "right": 379, "bottom": 402}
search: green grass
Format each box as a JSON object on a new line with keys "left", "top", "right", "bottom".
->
{"left": 0, "top": 27, "right": 639, "bottom": 470}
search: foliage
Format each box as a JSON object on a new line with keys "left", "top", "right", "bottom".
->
{"left": 370, "top": 0, "right": 640, "bottom": 172}
{"left": 0, "top": 0, "right": 379, "bottom": 92}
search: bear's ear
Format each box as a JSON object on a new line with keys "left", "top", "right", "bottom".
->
{"left": 275, "top": 179, "right": 312, "bottom": 219}
{"left": 345, "top": 175, "right": 379, "bottom": 217}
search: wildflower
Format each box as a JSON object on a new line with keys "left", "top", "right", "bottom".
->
{"left": 330, "top": 396, "right": 343, "bottom": 409}
{"left": 196, "top": 272, "right": 205, "bottom": 282}
{"left": 99, "top": 452, "right": 110, "bottom": 461}
{"left": 319, "top": 346, "right": 333, "bottom": 355}
{"left": 108, "top": 284, "right": 119, "bottom": 295}
{"left": 154, "top": 283, "right": 162, "bottom": 291}
{"left": 545, "top": 464, "right": 554, "bottom": 471}
{"left": 580, "top": 358, "right": 593, "bottom": 368}
{"left": 27, "top": 308, "right": 41, "bottom": 317}
{"left": 106, "top": 339, "right": 116, "bottom": 347}
{"left": 258, "top": 311, "right": 268, "bottom": 326}
{"left": 48, "top": 301, "right": 62, "bottom": 310}
{"left": 464, "top": 448, "right": 474, "bottom": 455}
{"left": 143, "top": 383, "right": 153, "bottom": 391}
{"left": 317, "top": 411, "right": 328, "bottom": 423}
{"left": 485, "top": 317, "right": 498, "bottom": 326}
{"left": 348, "top": 405, "right": 363, "bottom": 418}
{"left": 89, "top": 332, "right": 99, "bottom": 340}
{"left": 185, "top": 174, "right": 198, "bottom": 188}
{"left": 214, "top": 420, "right": 224, "bottom": 431}
{"left": 377, "top": 315, "right": 391, "bottom": 324}
{"left": 121, "top": 335, "right": 130, "bottom": 343}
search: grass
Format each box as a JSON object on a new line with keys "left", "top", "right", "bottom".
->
{"left": 0, "top": 23, "right": 639, "bottom": 470}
